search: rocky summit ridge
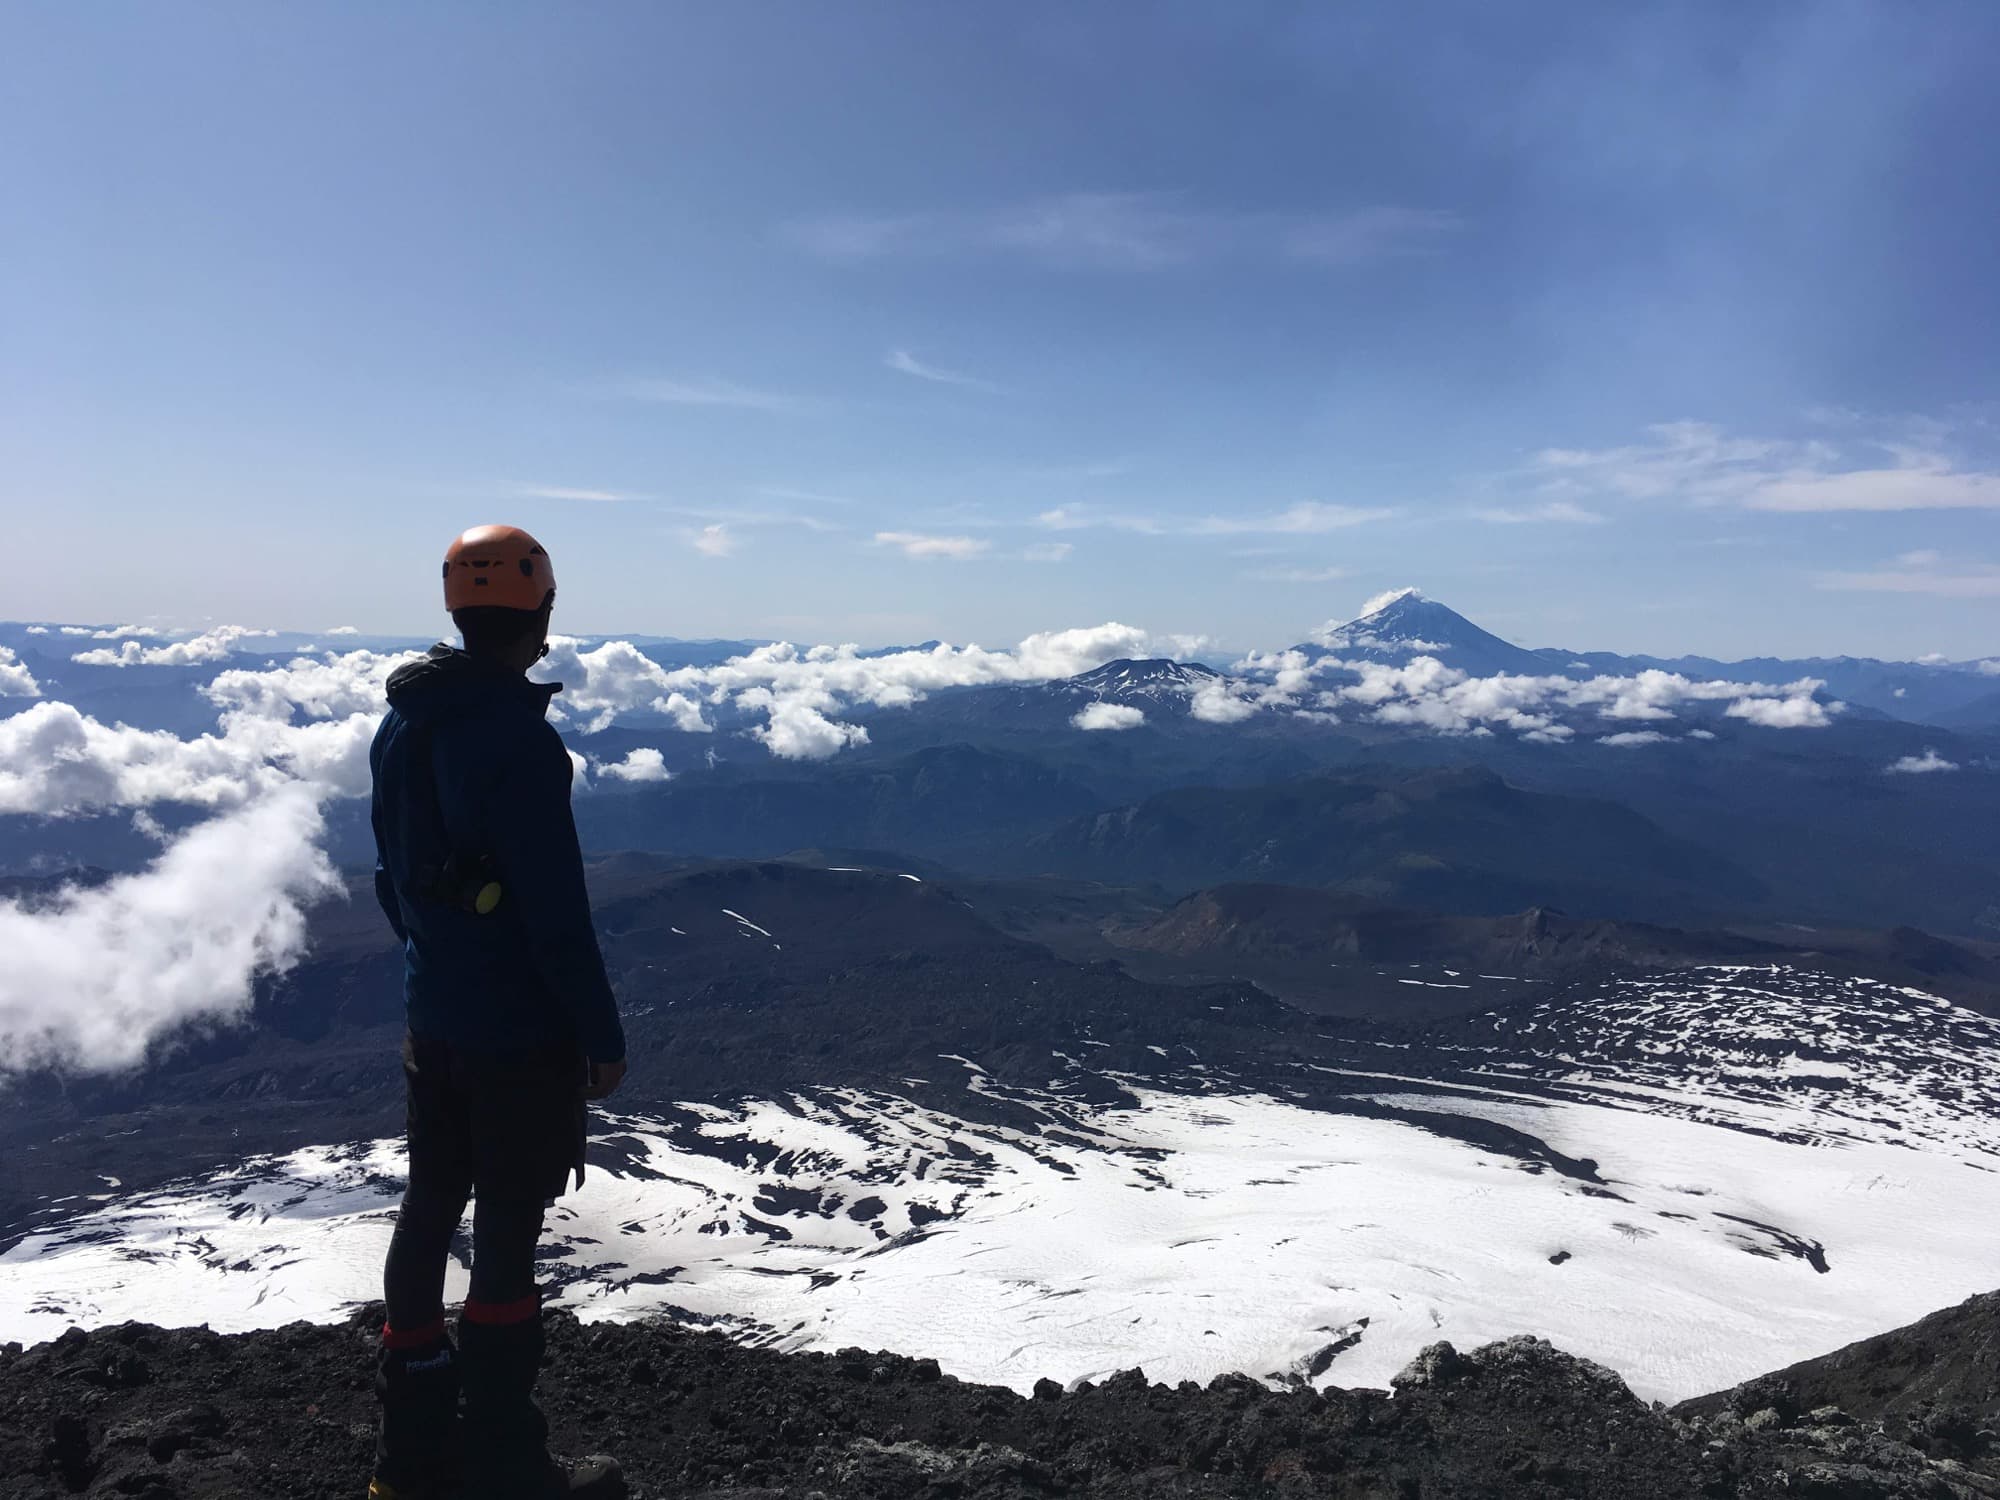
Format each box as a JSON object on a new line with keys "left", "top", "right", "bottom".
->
{"left": 8, "top": 1292, "right": 2000, "bottom": 1499}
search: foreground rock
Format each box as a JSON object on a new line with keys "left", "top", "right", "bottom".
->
{"left": 1676, "top": 1290, "right": 2000, "bottom": 1430}
{"left": 5, "top": 1306, "right": 1998, "bottom": 1498}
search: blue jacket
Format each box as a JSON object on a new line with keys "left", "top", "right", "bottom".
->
{"left": 369, "top": 645, "right": 625, "bottom": 1063}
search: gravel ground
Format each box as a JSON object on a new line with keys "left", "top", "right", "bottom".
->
{"left": 7, "top": 1303, "right": 2000, "bottom": 1499}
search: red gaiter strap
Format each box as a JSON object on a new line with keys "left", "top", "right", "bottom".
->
{"left": 461, "top": 1295, "right": 540, "bottom": 1326}
{"left": 382, "top": 1318, "right": 447, "bottom": 1350}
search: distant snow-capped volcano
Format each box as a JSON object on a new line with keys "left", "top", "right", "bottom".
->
{"left": 1305, "top": 590, "right": 1564, "bottom": 678}
{"left": 1058, "top": 657, "right": 1222, "bottom": 707}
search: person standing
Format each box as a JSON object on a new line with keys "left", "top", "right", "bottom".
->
{"left": 367, "top": 525, "right": 626, "bottom": 1500}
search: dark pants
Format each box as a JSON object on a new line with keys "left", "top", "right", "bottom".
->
{"left": 376, "top": 1033, "right": 586, "bottom": 1494}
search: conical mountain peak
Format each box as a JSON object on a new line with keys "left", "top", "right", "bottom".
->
{"left": 1305, "top": 590, "right": 1554, "bottom": 676}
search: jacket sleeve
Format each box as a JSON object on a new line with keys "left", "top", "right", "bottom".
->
{"left": 373, "top": 864, "right": 409, "bottom": 945}
{"left": 488, "top": 724, "right": 627, "bottom": 1063}
{"left": 368, "top": 719, "right": 409, "bottom": 944}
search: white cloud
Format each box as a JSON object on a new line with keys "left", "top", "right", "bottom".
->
{"left": 77, "top": 624, "right": 165, "bottom": 640}
{"left": 1282, "top": 206, "right": 1462, "bottom": 264}
{"left": 650, "top": 693, "right": 708, "bottom": 733}
{"left": 533, "top": 638, "right": 716, "bottom": 736}
{"left": 1886, "top": 749, "right": 1959, "bottom": 775}
{"left": 0, "top": 647, "right": 40, "bottom": 698}
{"left": 0, "top": 645, "right": 410, "bottom": 1072}
{"left": 0, "top": 648, "right": 411, "bottom": 817}
{"left": 541, "top": 621, "right": 1166, "bottom": 757}
{"left": 1600, "top": 731, "right": 1668, "bottom": 747}
{"left": 663, "top": 503, "right": 839, "bottom": 536}
{"left": 1229, "top": 649, "right": 1322, "bottom": 703}
{"left": 544, "top": 628, "right": 1832, "bottom": 756}
{"left": 1686, "top": 728, "right": 1718, "bottom": 740}
{"left": 325, "top": 626, "right": 361, "bottom": 636}
{"left": 1471, "top": 501, "right": 1606, "bottom": 525}
{"left": 748, "top": 694, "right": 871, "bottom": 760}
{"left": 1726, "top": 693, "right": 1836, "bottom": 729}
{"left": 691, "top": 524, "right": 738, "bottom": 558}
{"left": 25, "top": 625, "right": 49, "bottom": 635}
{"left": 1218, "top": 649, "right": 1836, "bottom": 741}
{"left": 9, "top": 616, "right": 1167, "bottom": 1069}
{"left": 1072, "top": 702, "right": 1145, "bottom": 732}
{"left": 1749, "top": 467, "right": 2000, "bottom": 512}
{"left": 1035, "top": 506, "right": 1159, "bottom": 534}
{"left": 0, "top": 786, "right": 341, "bottom": 1075}
{"left": 1980, "top": 660, "right": 2000, "bottom": 677}
{"left": 0, "top": 640, "right": 600, "bottom": 1073}
{"left": 61, "top": 624, "right": 164, "bottom": 638}
{"left": 1022, "top": 542, "right": 1074, "bottom": 563}
{"left": 1357, "top": 586, "right": 1423, "bottom": 618}
{"left": 1523, "top": 418, "right": 2000, "bottom": 515}
{"left": 0, "top": 604, "right": 1870, "bottom": 1073}
{"left": 616, "top": 377, "right": 797, "bottom": 411}
{"left": 987, "top": 193, "right": 1210, "bottom": 270}
{"left": 596, "top": 747, "right": 673, "bottom": 783}
{"left": 874, "top": 531, "right": 990, "bottom": 560}
{"left": 1011, "top": 624, "right": 1158, "bottom": 678}
{"left": 514, "top": 485, "right": 649, "bottom": 503}
{"left": 0, "top": 701, "right": 293, "bottom": 814}
{"left": 885, "top": 349, "right": 1001, "bottom": 392}
{"left": 1309, "top": 624, "right": 1450, "bottom": 654}
{"left": 1038, "top": 502, "right": 1393, "bottom": 537}
{"left": 755, "top": 485, "right": 856, "bottom": 507}
{"left": 1190, "top": 680, "right": 1259, "bottom": 724}
{"left": 203, "top": 648, "right": 414, "bottom": 725}
{"left": 1817, "top": 558, "right": 2000, "bottom": 598}
{"left": 1191, "top": 502, "right": 1395, "bottom": 535}
{"left": 54, "top": 623, "right": 165, "bottom": 639}
{"left": 72, "top": 625, "right": 276, "bottom": 668}
{"left": 786, "top": 194, "right": 1460, "bottom": 273}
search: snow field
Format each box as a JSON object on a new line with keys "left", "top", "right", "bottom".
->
{"left": 8, "top": 1072, "right": 1998, "bottom": 1403}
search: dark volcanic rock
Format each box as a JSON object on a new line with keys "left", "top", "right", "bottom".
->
{"left": 6, "top": 1308, "right": 2000, "bottom": 1498}
{"left": 1681, "top": 1289, "right": 2000, "bottom": 1428}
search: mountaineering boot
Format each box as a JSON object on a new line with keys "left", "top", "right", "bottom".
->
{"left": 458, "top": 1308, "right": 626, "bottom": 1498}
{"left": 458, "top": 1306, "right": 555, "bottom": 1498}
{"left": 371, "top": 1324, "right": 460, "bottom": 1499}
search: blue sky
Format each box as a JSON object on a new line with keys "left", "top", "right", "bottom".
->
{"left": 5, "top": 2, "right": 1998, "bottom": 659}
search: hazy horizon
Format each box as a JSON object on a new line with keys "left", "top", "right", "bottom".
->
{"left": 5, "top": 579, "right": 1997, "bottom": 667}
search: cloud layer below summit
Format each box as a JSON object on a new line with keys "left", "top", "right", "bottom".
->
{"left": 0, "top": 607, "right": 1853, "bottom": 1075}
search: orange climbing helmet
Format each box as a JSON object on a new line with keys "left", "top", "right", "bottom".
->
{"left": 442, "top": 525, "right": 556, "bottom": 613}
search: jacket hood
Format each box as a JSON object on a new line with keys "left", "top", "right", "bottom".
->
{"left": 385, "top": 643, "right": 563, "bottom": 725}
